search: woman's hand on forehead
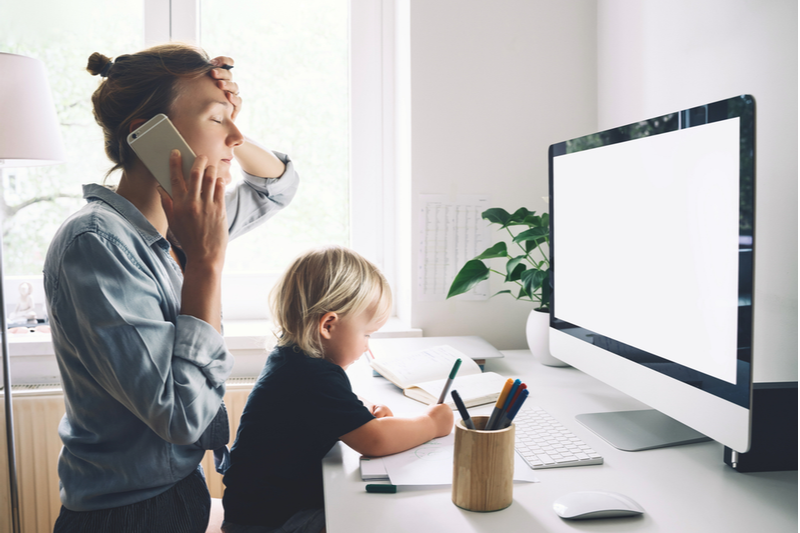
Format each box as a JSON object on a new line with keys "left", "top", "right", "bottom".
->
{"left": 209, "top": 56, "right": 242, "bottom": 121}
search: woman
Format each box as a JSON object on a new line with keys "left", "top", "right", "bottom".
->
{"left": 43, "top": 43, "right": 298, "bottom": 532}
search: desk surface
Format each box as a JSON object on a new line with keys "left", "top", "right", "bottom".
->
{"left": 322, "top": 350, "right": 798, "bottom": 533}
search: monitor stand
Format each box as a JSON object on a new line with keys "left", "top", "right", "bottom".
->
{"left": 576, "top": 409, "right": 711, "bottom": 451}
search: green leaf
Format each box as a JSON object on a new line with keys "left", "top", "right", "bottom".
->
{"left": 508, "top": 208, "right": 534, "bottom": 226}
{"left": 513, "top": 227, "right": 549, "bottom": 244}
{"left": 506, "top": 255, "right": 527, "bottom": 273}
{"left": 475, "top": 241, "right": 508, "bottom": 259}
{"left": 481, "top": 208, "right": 511, "bottom": 227}
{"left": 505, "top": 260, "right": 527, "bottom": 282}
{"left": 526, "top": 239, "right": 544, "bottom": 253}
{"left": 523, "top": 211, "right": 550, "bottom": 229}
{"left": 531, "top": 269, "right": 547, "bottom": 290}
{"left": 492, "top": 290, "right": 513, "bottom": 298}
{"left": 446, "top": 260, "right": 490, "bottom": 298}
{"left": 540, "top": 269, "right": 551, "bottom": 309}
{"left": 521, "top": 268, "right": 547, "bottom": 298}
{"left": 520, "top": 268, "right": 535, "bottom": 294}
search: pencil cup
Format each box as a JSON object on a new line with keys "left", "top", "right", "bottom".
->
{"left": 452, "top": 415, "right": 515, "bottom": 512}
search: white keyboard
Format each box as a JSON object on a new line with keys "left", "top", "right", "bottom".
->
{"left": 514, "top": 405, "right": 604, "bottom": 469}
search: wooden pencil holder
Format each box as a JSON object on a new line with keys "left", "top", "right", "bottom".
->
{"left": 452, "top": 415, "right": 515, "bottom": 512}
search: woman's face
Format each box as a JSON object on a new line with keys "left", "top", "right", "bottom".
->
{"left": 169, "top": 75, "right": 243, "bottom": 185}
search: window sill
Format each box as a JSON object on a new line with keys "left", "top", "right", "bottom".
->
{"left": 4, "top": 317, "right": 422, "bottom": 385}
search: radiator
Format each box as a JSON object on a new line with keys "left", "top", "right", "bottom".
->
{"left": 0, "top": 380, "right": 255, "bottom": 533}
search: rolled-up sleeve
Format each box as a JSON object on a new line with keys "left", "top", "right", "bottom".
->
{"left": 52, "top": 230, "right": 233, "bottom": 446}
{"left": 226, "top": 151, "right": 299, "bottom": 240}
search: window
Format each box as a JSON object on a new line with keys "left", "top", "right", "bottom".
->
{"left": 0, "top": 1, "right": 144, "bottom": 275}
{"left": 201, "top": 0, "right": 350, "bottom": 275}
{"left": 0, "top": 0, "right": 395, "bottom": 321}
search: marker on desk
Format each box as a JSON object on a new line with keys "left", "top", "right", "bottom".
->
{"left": 486, "top": 378, "right": 514, "bottom": 431}
{"left": 501, "top": 388, "right": 529, "bottom": 429}
{"left": 366, "top": 484, "right": 397, "bottom": 494}
{"left": 489, "top": 379, "right": 521, "bottom": 430}
{"left": 451, "top": 390, "right": 475, "bottom": 430}
{"left": 437, "top": 358, "right": 462, "bottom": 404}
{"left": 503, "top": 383, "right": 527, "bottom": 419}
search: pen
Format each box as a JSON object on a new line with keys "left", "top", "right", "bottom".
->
{"left": 485, "top": 378, "right": 514, "bottom": 431}
{"left": 489, "top": 379, "right": 521, "bottom": 430}
{"left": 366, "top": 484, "right": 397, "bottom": 493}
{"left": 220, "top": 64, "right": 234, "bottom": 70}
{"left": 451, "top": 390, "right": 475, "bottom": 430}
{"left": 437, "top": 358, "right": 462, "bottom": 404}
{"left": 501, "top": 388, "right": 529, "bottom": 428}
{"left": 503, "top": 383, "right": 527, "bottom": 420}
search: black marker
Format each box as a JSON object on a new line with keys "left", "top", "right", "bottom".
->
{"left": 451, "top": 390, "right": 475, "bottom": 430}
{"left": 366, "top": 484, "right": 397, "bottom": 493}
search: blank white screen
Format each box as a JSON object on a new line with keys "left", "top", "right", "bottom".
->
{"left": 553, "top": 118, "right": 740, "bottom": 384}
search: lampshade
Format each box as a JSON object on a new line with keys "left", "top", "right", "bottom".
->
{"left": 0, "top": 52, "right": 66, "bottom": 167}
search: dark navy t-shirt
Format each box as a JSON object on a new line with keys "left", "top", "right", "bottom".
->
{"left": 222, "top": 344, "right": 374, "bottom": 527}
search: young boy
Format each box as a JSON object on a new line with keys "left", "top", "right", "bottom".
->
{"left": 221, "top": 246, "right": 453, "bottom": 533}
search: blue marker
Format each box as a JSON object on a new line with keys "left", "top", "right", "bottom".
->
{"left": 501, "top": 389, "right": 529, "bottom": 428}
{"left": 489, "top": 379, "right": 520, "bottom": 430}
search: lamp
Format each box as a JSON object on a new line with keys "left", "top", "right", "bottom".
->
{"left": 0, "top": 52, "right": 65, "bottom": 533}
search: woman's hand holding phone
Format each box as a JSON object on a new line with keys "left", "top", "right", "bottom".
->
{"left": 159, "top": 150, "right": 228, "bottom": 332}
{"left": 160, "top": 150, "right": 228, "bottom": 269}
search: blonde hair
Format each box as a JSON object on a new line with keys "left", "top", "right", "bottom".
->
{"left": 86, "top": 43, "right": 214, "bottom": 178}
{"left": 270, "top": 246, "right": 392, "bottom": 359}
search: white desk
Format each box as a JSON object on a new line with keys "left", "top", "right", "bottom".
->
{"left": 322, "top": 350, "right": 798, "bottom": 533}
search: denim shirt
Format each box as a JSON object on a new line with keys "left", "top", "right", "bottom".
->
{"left": 43, "top": 153, "right": 298, "bottom": 511}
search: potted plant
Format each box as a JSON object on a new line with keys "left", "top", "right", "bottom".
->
{"left": 446, "top": 207, "right": 567, "bottom": 366}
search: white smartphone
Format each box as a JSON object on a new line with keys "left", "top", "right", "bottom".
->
{"left": 127, "top": 113, "right": 196, "bottom": 197}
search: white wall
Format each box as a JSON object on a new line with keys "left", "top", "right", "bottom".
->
{"left": 597, "top": 0, "right": 798, "bottom": 382}
{"left": 405, "top": 0, "right": 598, "bottom": 349}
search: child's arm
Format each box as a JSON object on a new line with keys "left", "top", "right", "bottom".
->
{"left": 358, "top": 396, "right": 394, "bottom": 418}
{"left": 340, "top": 404, "right": 453, "bottom": 457}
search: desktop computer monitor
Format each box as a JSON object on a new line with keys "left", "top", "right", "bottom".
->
{"left": 548, "top": 95, "right": 754, "bottom": 453}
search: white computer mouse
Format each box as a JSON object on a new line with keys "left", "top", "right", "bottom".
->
{"left": 553, "top": 490, "right": 645, "bottom": 520}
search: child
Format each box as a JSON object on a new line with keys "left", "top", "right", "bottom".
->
{"left": 221, "top": 246, "right": 453, "bottom": 532}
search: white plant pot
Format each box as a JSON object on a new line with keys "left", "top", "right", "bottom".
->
{"left": 526, "top": 308, "right": 569, "bottom": 367}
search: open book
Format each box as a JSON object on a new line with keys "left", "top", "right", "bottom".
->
{"left": 369, "top": 345, "right": 506, "bottom": 408}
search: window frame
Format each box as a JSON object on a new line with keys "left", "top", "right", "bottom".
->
{"left": 148, "top": 0, "right": 399, "bottom": 320}
{"left": 5, "top": 0, "right": 414, "bottom": 377}
{"left": 4, "top": 0, "right": 400, "bottom": 322}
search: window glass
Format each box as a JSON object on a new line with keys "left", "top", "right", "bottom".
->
{"left": 201, "top": 0, "right": 350, "bottom": 274}
{"left": 0, "top": 1, "right": 144, "bottom": 275}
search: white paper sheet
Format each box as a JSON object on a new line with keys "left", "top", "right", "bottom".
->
{"left": 380, "top": 433, "right": 539, "bottom": 486}
{"left": 417, "top": 194, "right": 492, "bottom": 301}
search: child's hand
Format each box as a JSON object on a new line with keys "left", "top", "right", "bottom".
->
{"left": 371, "top": 404, "right": 393, "bottom": 418}
{"left": 426, "top": 404, "right": 454, "bottom": 437}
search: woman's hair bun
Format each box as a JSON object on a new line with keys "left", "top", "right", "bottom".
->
{"left": 87, "top": 52, "right": 113, "bottom": 77}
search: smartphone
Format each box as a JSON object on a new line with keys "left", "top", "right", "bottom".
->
{"left": 127, "top": 113, "right": 196, "bottom": 197}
